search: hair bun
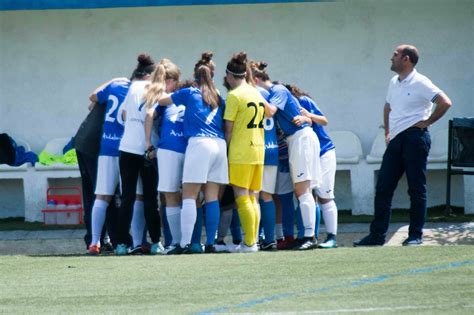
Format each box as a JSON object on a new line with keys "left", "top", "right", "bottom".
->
{"left": 236, "top": 52, "right": 247, "bottom": 64}
{"left": 258, "top": 61, "right": 268, "bottom": 70}
{"left": 137, "top": 53, "right": 155, "bottom": 66}
{"left": 201, "top": 51, "right": 214, "bottom": 62}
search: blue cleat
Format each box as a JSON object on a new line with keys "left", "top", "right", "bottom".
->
{"left": 115, "top": 244, "right": 128, "bottom": 256}
{"left": 318, "top": 235, "right": 337, "bottom": 249}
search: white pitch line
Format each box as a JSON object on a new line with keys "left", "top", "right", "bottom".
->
{"left": 229, "top": 303, "right": 474, "bottom": 314}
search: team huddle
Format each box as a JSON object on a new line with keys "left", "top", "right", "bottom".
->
{"left": 86, "top": 51, "right": 339, "bottom": 255}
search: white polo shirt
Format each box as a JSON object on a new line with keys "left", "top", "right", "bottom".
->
{"left": 386, "top": 69, "right": 442, "bottom": 140}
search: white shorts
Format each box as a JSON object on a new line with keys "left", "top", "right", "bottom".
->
{"left": 313, "top": 149, "right": 336, "bottom": 199}
{"left": 95, "top": 156, "right": 120, "bottom": 195}
{"left": 261, "top": 165, "right": 277, "bottom": 194}
{"left": 287, "top": 127, "right": 322, "bottom": 188}
{"left": 157, "top": 149, "right": 184, "bottom": 192}
{"left": 276, "top": 170, "right": 293, "bottom": 195}
{"left": 182, "top": 137, "right": 229, "bottom": 184}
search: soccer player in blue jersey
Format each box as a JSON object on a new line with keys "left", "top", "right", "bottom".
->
{"left": 251, "top": 62, "right": 321, "bottom": 250}
{"left": 144, "top": 59, "right": 186, "bottom": 253}
{"left": 87, "top": 77, "right": 130, "bottom": 255}
{"left": 255, "top": 83, "right": 279, "bottom": 250}
{"left": 286, "top": 84, "right": 339, "bottom": 248}
{"left": 87, "top": 55, "right": 156, "bottom": 255}
{"left": 158, "top": 53, "right": 228, "bottom": 254}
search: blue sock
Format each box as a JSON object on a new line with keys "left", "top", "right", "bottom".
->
{"left": 279, "top": 192, "right": 295, "bottom": 238}
{"left": 191, "top": 207, "right": 203, "bottom": 245}
{"left": 230, "top": 208, "right": 242, "bottom": 244}
{"left": 296, "top": 206, "right": 304, "bottom": 239}
{"left": 161, "top": 208, "right": 173, "bottom": 247}
{"left": 315, "top": 203, "right": 321, "bottom": 240}
{"left": 260, "top": 199, "right": 276, "bottom": 244}
{"left": 204, "top": 201, "right": 220, "bottom": 245}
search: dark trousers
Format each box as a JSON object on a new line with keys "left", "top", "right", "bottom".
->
{"left": 117, "top": 151, "right": 161, "bottom": 245}
{"left": 370, "top": 128, "right": 431, "bottom": 240}
{"left": 77, "top": 150, "right": 118, "bottom": 247}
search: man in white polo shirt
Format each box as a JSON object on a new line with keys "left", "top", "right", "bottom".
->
{"left": 354, "top": 44, "right": 452, "bottom": 247}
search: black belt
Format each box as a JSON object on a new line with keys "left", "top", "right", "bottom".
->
{"left": 406, "top": 126, "right": 428, "bottom": 132}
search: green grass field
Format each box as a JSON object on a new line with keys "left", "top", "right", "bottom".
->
{"left": 1, "top": 246, "right": 473, "bottom": 314}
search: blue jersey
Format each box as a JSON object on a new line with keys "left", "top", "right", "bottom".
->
{"left": 257, "top": 86, "right": 278, "bottom": 166}
{"left": 96, "top": 79, "right": 131, "bottom": 156}
{"left": 171, "top": 87, "right": 225, "bottom": 139}
{"left": 298, "top": 96, "right": 335, "bottom": 156}
{"left": 269, "top": 84, "right": 309, "bottom": 136}
{"left": 156, "top": 104, "right": 187, "bottom": 154}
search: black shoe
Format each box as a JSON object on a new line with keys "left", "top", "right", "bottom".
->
{"left": 129, "top": 245, "right": 144, "bottom": 255}
{"left": 167, "top": 244, "right": 184, "bottom": 255}
{"left": 296, "top": 237, "right": 318, "bottom": 250}
{"left": 260, "top": 241, "right": 277, "bottom": 251}
{"left": 402, "top": 237, "right": 423, "bottom": 246}
{"left": 101, "top": 242, "right": 115, "bottom": 254}
{"left": 181, "top": 244, "right": 194, "bottom": 254}
{"left": 353, "top": 234, "right": 385, "bottom": 247}
{"left": 204, "top": 244, "right": 216, "bottom": 254}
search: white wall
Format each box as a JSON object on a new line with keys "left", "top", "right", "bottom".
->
{"left": 1, "top": 0, "right": 473, "bottom": 213}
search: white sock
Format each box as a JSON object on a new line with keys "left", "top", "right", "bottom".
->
{"left": 131, "top": 200, "right": 145, "bottom": 247}
{"left": 298, "top": 192, "right": 316, "bottom": 237}
{"left": 275, "top": 223, "right": 283, "bottom": 240}
{"left": 166, "top": 206, "right": 181, "bottom": 245}
{"left": 180, "top": 199, "right": 197, "bottom": 248}
{"left": 91, "top": 199, "right": 109, "bottom": 246}
{"left": 320, "top": 200, "right": 338, "bottom": 235}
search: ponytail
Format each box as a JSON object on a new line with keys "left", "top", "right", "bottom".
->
{"left": 143, "top": 60, "right": 181, "bottom": 109}
{"left": 195, "top": 65, "right": 219, "bottom": 109}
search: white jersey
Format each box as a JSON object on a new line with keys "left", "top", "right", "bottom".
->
{"left": 119, "top": 80, "right": 156, "bottom": 155}
{"left": 386, "top": 69, "right": 441, "bottom": 140}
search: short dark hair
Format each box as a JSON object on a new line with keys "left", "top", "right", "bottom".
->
{"left": 401, "top": 46, "right": 419, "bottom": 66}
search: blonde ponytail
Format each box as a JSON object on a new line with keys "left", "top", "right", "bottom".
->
{"left": 143, "top": 64, "right": 166, "bottom": 109}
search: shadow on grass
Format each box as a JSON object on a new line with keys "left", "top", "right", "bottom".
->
{"left": 423, "top": 224, "right": 474, "bottom": 245}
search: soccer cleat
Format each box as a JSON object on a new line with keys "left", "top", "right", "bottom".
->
{"left": 260, "top": 241, "right": 277, "bottom": 251}
{"left": 101, "top": 242, "right": 114, "bottom": 254}
{"left": 238, "top": 243, "right": 259, "bottom": 253}
{"left": 115, "top": 244, "right": 128, "bottom": 256}
{"left": 277, "top": 236, "right": 296, "bottom": 250}
{"left": 296, "top": 237, "right": 318, "bottom": 250}
{"left": 188, "top": 243, "right": 203, "bottom": 254}
{"left": 318, "top": 235, "right": 337, "bottom": 249}
{"left": 214, "top": 241, "right": 230, "bottom": 253}
{"left": 181, "top": 244, "right": 196, "bottom": 254}
{"left": 163, "top": 245, "right": 176, "bottom": 255}
{"left": 129, "top": 245, "right": 143, "bottom": 255}
{"left": 88, "top": 244, "right": 100, "bottom": 255}
{"left": 167, "top": 245, "right": 184, "bottom": 255}
{"left": 150, "top": 242, "right": 165, "bottom": 255}
{"left": 141, "top": 243, "right": 151, "bottom": 254}
{"left": 353, "top": 234, "right": 385, "bottom": 247}
{"left": 402, "top": 237, "right": 423, "bottom": 246}
{"left": 204, "top": 244, "right": 216, "bottom": 254}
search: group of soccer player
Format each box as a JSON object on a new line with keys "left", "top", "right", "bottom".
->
{"left": 86, "top": 51, "right": 339, "bottom": 255}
